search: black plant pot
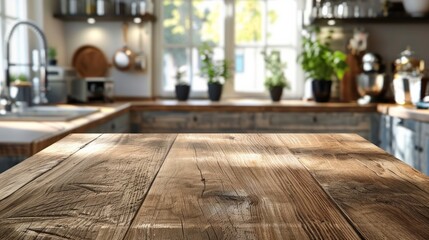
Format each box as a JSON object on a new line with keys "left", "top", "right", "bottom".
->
{"left": 269, "top": 86, "right": 283, "bottom": 102}
{"left": 175, "top": 84, "right": 190, "bottom": 101}
{"left": 312, "top": 80, "right": 332, "bottom": 103}
{"left": 49, "top": 59, "right": 57, "bottom": 66}
{"left": 208, "top": 83, "right": 223, "bottom": 101}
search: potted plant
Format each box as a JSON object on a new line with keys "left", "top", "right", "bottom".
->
{"left": 261, "top": 50, "right": 290, "bottom": 102}
{"left": 198, "top": 42, "right": 231, "bottom": 101}
{"left": 298, "top": 28, "right": 348, "bottom": 102}
{"left": 174, "top": 66, "right": 190, "bottom": 101}
{"left": 48, "top": 47, "right": 57, "bottom": 66}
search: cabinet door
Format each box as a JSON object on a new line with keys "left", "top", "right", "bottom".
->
{"left": 379, "top": 114, "right": 393, "bottom": 154}
{"left": 391, "top": 117, "right": 420, "bottom": 170}
{"left": 86, "top": 113, "right": 130, "bottom": 133}
{"left": 419, "top": 123, "right": 429, "bottom": 175}
{"left": 254, "top": 112, "right": 372, "bottom": 140}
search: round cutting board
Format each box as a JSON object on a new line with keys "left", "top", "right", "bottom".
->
{"left": 72, "top": 45, "right": 110, "bottom": 78}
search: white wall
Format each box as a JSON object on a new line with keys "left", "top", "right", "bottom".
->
{"left": 64, "top": 22, "right": 153, "bottom": 97}
{"left": 29, "top": 0, "right": 153, "bottom": 98}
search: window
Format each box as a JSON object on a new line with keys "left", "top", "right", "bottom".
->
{"left": 157, "top": 0, "right": 302, "bottom": 98}
{"left": 0, "top": 0, "right": 28, "bottom": 83}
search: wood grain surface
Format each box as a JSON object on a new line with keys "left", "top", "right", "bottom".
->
{"left": 0, "top": 134, "right": 176, "bottom": 239}
{"left": 1, "top": 133, "right": 429, "bottom": 239}
{"left": 131, "top": 100, "right": 377, "bottom": 113}
{"left": 278, "top": 134, "right": 429, "bottom": 240}
{"left": 125, "top": 134, "right": 361, "bottom": 239}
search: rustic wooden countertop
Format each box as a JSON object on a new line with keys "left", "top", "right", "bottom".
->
{"left": 0, "top": 133, "right": 428, "bottom": 239}
{"left": 378, "top": 103, "right": 429, "bottom": 123}
{"left": 1, "top": 100, "right": 429, "bottom": 158}
{"left": 0, "top": 103, "right": 130, "bottom": 156}
{"left": 131, "top": 100, "right": 378, "bottom": 112}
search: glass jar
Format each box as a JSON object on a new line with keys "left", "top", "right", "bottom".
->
{"left": 97, "top": 0, "right": 109, "bottom": 15}
{"left": 85, "top": 0, "right": 96, "bottom": 15}
{"left": 69, "top": 0, "right": 79, "bottom": 15}
{"left": 60, "top": 0, "right": 68, "bottom": 15}
{"left": 114, "top": 0, "right": 126, "bottom": 15}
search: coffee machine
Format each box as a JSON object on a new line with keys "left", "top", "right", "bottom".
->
{"left": 356, "top": 53, "right": 387, "bottom": 104}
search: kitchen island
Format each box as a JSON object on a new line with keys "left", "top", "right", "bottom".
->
{"left": 0, "top": 134, "right": 428, "bottom": 239}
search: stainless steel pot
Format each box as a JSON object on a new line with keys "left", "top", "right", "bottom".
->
{"left": 113, "top": 23, "right": 135, "bottom": 71}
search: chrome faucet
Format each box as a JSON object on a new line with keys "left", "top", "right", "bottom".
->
{"left": 1, "top": 21, "right": 49, "bottom": 113}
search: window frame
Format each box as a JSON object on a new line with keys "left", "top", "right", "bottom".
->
{"left": 0, "top": 0, "right": 28, "bottom": 83}
{"left": 154, "top": 0, "right": 304, "bottom": 99}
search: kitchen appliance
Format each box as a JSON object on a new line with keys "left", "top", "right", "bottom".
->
{"left": 392, "top": 47, "right": 425, "bottom": 105}
{"left": 47, "top": 66, "right": 76, "bottom": 104}
{"left": 69, "top": 77, "right": 114, "bottom": 103}
{"left": 356, "top": 52, "right": 387, "bottom": 104}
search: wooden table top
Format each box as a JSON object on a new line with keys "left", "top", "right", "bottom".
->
{"left": 0, "top": 134, "right": 428, "bottom": 239}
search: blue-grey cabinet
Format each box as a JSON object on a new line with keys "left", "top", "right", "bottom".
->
{"left": 383, "top": 115, "right": 428, "bottom": 175}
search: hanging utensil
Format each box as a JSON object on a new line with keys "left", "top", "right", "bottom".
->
{"left": 134, "top": 23, "right": 147, "bottom": 72}
{"left": 113, "top": 22, "right": 135, "bottom": 71}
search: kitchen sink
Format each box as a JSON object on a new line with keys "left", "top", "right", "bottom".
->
{"left": 0, "top": 106, "right": 99, "bottom": 121}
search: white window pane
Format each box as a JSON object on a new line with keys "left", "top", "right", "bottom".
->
{"left": 267, "top": 0, "right": 297, "bottom": 45}
{"left": 235, "top": 0, "right": 265, "bottom": 45}
{"left": 0, "top": 19, "right": 3, "bottom": 83}
{"left": 192, "top": 0, "right": 224, "bottom": 45}
{"left": 234, "top": 48, "right": 265, "bottom": 93}
{"left": 163, "top": 48, "right": 191, "bottom": 91}
{"left": 163, "top": 0, "right": 190, "bottom": 45}
{"left": 192, "top": 47, "right": 224, "bottom": 91}
{"left": 6, "top": 0, "right": 25, "bottom": 18}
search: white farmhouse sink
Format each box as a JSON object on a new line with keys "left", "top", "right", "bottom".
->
{"left": 0, "top": 106, "right": 99, "bottom": 121}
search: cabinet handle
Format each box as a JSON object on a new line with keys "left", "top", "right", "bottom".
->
{"left": 193, "top": 116, "right": 198, "bottom": 122}
{"left": 313, "top": 116, "right": 318, "bottom": 123}
{"left": 415, "top": 146, "right": 424, "bottom": 152}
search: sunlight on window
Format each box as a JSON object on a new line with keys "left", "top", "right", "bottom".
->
{"left": 0, "top": 0, "right": 28, "bottom": 83}
{"left": 234, "top": 0, "right": 299, "bottom": 94}
{"left": 160, "top": 0, "right": 300, "bottom": 97}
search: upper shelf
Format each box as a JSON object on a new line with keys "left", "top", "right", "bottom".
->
{"left": 311, "top": 15, "right": 429, "bottom": 26}
{"left": 53, "top": 13, "right": 157, "bottom": 23}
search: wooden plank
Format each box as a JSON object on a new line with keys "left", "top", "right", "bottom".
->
{"left": 277, "top": 134, "right": 429, "bottom": 240}
{"left": 0, "top": 134, "right": 101, "bottom": 201}
{"left": 125, "top": 134, "right": 361, "bottom": 239}
{"left": 0, "top": 134, "right": 177, "bottom": 240}
{"left": 131, "top": 100, "right": 377, "bottom": 113}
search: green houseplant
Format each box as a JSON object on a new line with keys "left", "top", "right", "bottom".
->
{"left": 174, "top": 66, "right": 190, "bottom": 101}
{"left": 198, "top": 42, "right": 231, "bottom": 101}
{"left": 48, "top": 47, "right": 57, "bottom": 66}
{"left": 261, "top": 50, "right": 290, "bottom": 102}
{"left": 298, "top": 28, "right": 348, "bottom": 102}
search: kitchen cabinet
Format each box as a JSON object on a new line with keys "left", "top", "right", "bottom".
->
{"left": 379, "top": 114, "right": 393, "bottom": 154}
{"left": 132, "top": 111, "right": 376, "bottom": 142}
{"left": 254, "top": 112, "right": 376, "bottom": 141}
{"left": 419, "top": 123, "right": 429, "bottom": 175}
{"left": 134, "top": 111, "right": 254, "bottom": 133}
{"left": 382, "top": 115, "right": 429, "bottom": 175}
{"left": 391, "top": 117, "right": 420, "bottom": 170}
{"left": 86, "top": 112, "right": 130, "bottom": 133}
